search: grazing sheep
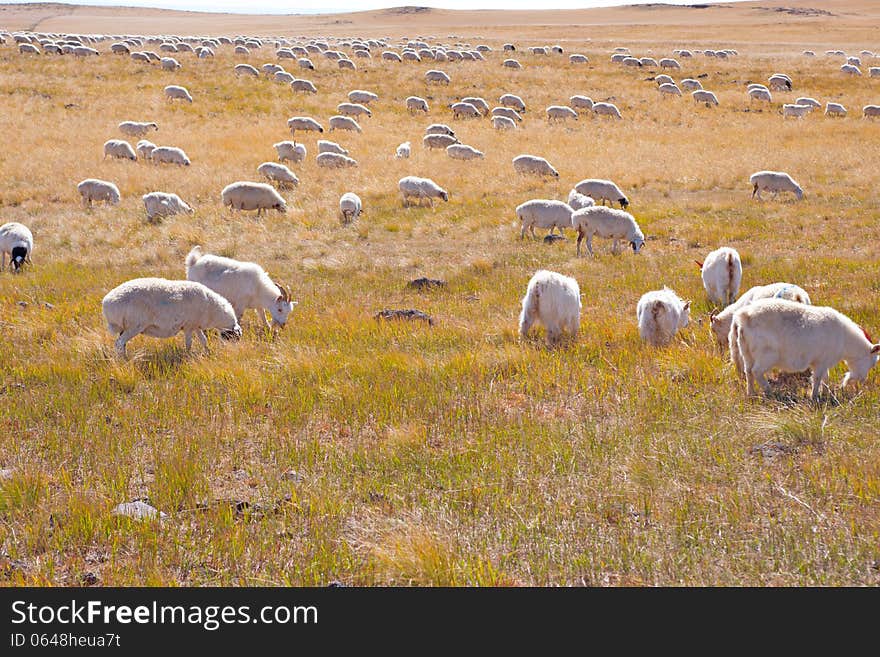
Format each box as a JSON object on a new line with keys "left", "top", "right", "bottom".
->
{"left": 425, "top": 123, "right": 455, "bottom": 136}
{"left": 287, "top": 116, "right": 324, "bottom": 135}
{"left": 446, "top": 144, "right": 484, "bottom": 160}
{"left": 316, "top": 152, "right": 358, "bottom": 168}
{"left": 572, "top": 206, "right": 644, "bottom": 257}
{"left": 298, "top": 57, "right": 315, "bottom": 70}
{"left": 0, "top": 222, "right": 33, "bottom": 272}
{"left": 782, "top": 103, "right": 813, "bottom": 118}
{"left": 317, "top": 140, "right": 348, "bottom": 155}
{"left": 655, "top": 74, "right": 675, "bottom": 86}
{"left": 406, "top": 96, "right": 429, "bottom": 113}
{"left": 399, "top": 176, "right": 448, "bottom": 207}
{"left": 680, "top": 78, "right": 702, "bottom": 91}
{"left": 870, "top": 67, "right": 880, "bottom": 78}
{"left": 328, "top": 115, "right": 362, "bottom": 133}
{"left": 493, "top": 116, "right": 517, "bottom": 130}
{"left": 825, "top": 102, "right": 847, "bottom": 117}
{"left": 519, "top": 270, "right": 581, "bottom": 344}
{"left": 750, "top": 170, "right": 803, "bottom": 201}
{"left": 692, "top": 90, "right": 719, "bottom": 106}
{"left": 729, "top": 299, "right": 879, "bottom": 401}
{"left": 516, "top": 199, "right": 574, "bottom": 239}
{"left": 257, "top": 162, "right": 300, "bottom": 189}
{"left": 339, "top": 192, "right": 362, "bottom": 223}
{"left": 395, "top": 141, "right": 411, "bottom": 158}
{"left": 637, "top": 288, "right": 690, "bottom": 346}
{"left": 696, "top": 247, "right": 742, "bottom": 306}
{"left": 336, "top": 102, "right": 371, "bottom": 118}
{"left": 658, "top": 82, "right": 682, "bottom": 97}
{"left": 573, "top": 179, "right": 629, "bottom": 208}
{"left": 19, "top": 43, "right": 40, "bottom": 55}
{"left": 77, "top": 178, "right": 120, "bottom": 207}
{"left": 567, "top": 190, "right": 595, "bottom": 211}
{"left": 221, "top": 181, "right": 287, "bottom": 215}
{"left": 659, "top": 58, "right": 681, "bottom": 69}
{"left": 118, "top": 121, "right": 158, "bottom": 137}
{"left": 864, "top": 105, "right": 880, "bottom": 118}
{"left": 840, "top": 64, "right": 861, "bottom": 76}
{"left": 768, "top": 74, "right": 792, "bottom": 90}
{"left": 160, "top": 56, "right": 181, "bottom": 71}
{"left": 451, "top": 102, "right": 481, "bottom": 119}
{"left": 795, "top": 97, "right": 821, "bottom": 108}
{"left": 262, "top": 63, "right": 283, "bottom": 76}
{"left": 425, "top": 69, "right": 450, "bottom": 84}
{"left": 570, "top": 54, "right": 589, "bottom": 64}
{"left": 424, "top": 133, "right": 459, "bottom": 150}
{"left": 348, "top": 90, "right": 378, "bottom": 104}
{"left": 136, "top": 140, "right": 157, "bottom": 160}
{"left": 569, "top": 95, "right": 594, "bottom": 112}
{"left": 499, "top": 93, "right": 526, "bottom": 113}
{"left": 512, "top": 154, "right": 558, "bottom": 178}
{"left": 185, "top": 246, "right": 295, "bottom": 332}
{"left": 274, "top": 141, "right": 306, "bottom": 164}
{"left": 291, "top": 78, "right": 317, "bottom": 93}
{"left": 592, "top": 102, "right": 622, "bottom": 119}
{"left": 142, "top": 192, "right": 193, "bottom": 222}
{"left": 503, "top": 59, "right": 522, "bottom": 69}
{"left": 546, "top": 105, "right": 578, "bottom": 122}
{"left": 150, "top": 146, "right": 190, "bottom": 166}
{"left": 491, "top": 106, "right": 523, "bottom": 122}
{"left": 164, "top": 85, "right": 193, "bottom": 103}
{"left": 709, "top": 282, "right": 811, "bottom": 349}
{"left": 103, "top": 139, "right": 137, "bottom": 161}
{"left": 102, "top": 277, "right": 242, "bottom": 357}
{"left": 748, "top": 87, "right": 772, "bottom": 103}
{"left": 337, "top": 59, "right": 356, "bottom": 70}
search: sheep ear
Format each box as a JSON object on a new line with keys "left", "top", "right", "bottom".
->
{"left": 871, "top": 344, "right": 880, "bottom": 354}
{"left": 694, "top": 260, "right": 703, "bottom": 269}
{"left": 683, "top": 301, "right": 691, "bottom": 311}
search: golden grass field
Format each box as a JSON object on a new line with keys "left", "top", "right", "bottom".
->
{"left": 1, "top": 1, "right": 879, "bottom": 586}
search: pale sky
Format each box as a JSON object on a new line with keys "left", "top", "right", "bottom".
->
{"left": 2, "top": 0, "right": 732, "bottom": 15}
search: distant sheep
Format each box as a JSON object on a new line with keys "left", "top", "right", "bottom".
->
{"left": 291, "top": 78, "right": 317, "bottom": 93}
{"left": 336, "top": 102, "right": 371, "bottom": 118}
{"left": 592, "top": 102, "right": 622, "bottom": 119}
{"left": 569, "top": 95, "right": 594, "bottom": 112}
{"left": 572, "top": 206, "right": 644, "bottom": 257}
{"left": 750, "top": 170, "right": 803, "bottom": 201}
{"left": 546, "top": 105, "right": 578, "bottom": 122}
{"left": 451, "top": 102, "right": 481, "bottom": 119}
{"left": 680, "top": 78, "right": 702, "bottom": 91}
{"left": 287, "top": 116, "right": 324, "bottom": 135}
{"left": 328, "top": 115, "right": 362, "bottom": 133}
{"left": 424, "top": 133, "right": 459, "bottom": 149}
{"left": 841, "top": 64, "right": 861, "bottom": 76}
{"left": 696, "top": 247, "right": 742, "bottom": 306}
{"left": 160, "top": 56, "right": 180, "bottom": 71}
{"left": 782, "top": 103, "right": 813, "bottom": 119}
{"left": 795, "top": 97, "right": 821, "bottom": 108}
{"left": 316, "top": 152, "right": 358, "bottom": 168}
{"left": 399, "top": 176, "right": 448, "bottom": 207}
{"left": 0, "top": 222, "right": 33, "bottom": 272}
{"left": 395, "top": 141, "right": 411, "bottom": 158}
{"left": 446, "top": 144, "right": 484, "bottom": 160}
{"left": 512, "top": 154, "right": 558, "bottom": 178}
{"left": 499, "top": 93, "right": 526, "bottom": 112}
{"left": 136, "top": 140, "right": 157, "bottom": 160}
{"left": 348, "top": 90, "right": 378, "bottom": 104}
{"left": 748, "top": 88, "right": 772, "bottom": 103}
{"left": 142, "top": 191, "right": 193, "bottom": 222}
{"left": 519, "top": 270, "right": 581, "bottom": 344}
{"left": 516, "top": 199, "right": 574, "bottom": 239}
{"left": 567, "top": 190, "right": 595, "bottom": 211}
{"left": 425, "top": 69, "right": 450, "bottom": 84}
{"left": 659, "top": 58, "right": 681, "bottom": 69}
{"left": 339, "top": 192, "right": 362, "bottom": 223}
{"left": 151, "top": 146, "right": 190, "bottom": 166}
{"left": 864, "top": 105, "right": 880, "bottom": 118}
{"left": 658, "top": 82, "right": 682, "bottom": 98}
{"left": 103, "top": 139, "right": 137, "bottom": 161}
{"left": 425, "top": 123, "right": 455, "bottom": 136}
{"left": 493, "top": 116, "right": 516, "bottom": 130}
{"left": 164, "top": 85, "right": 192, "bottom": 103}
{"left": 637, "top": 287, "right": 690, "bottom": 346}
{"left": 491, "top": 106, "right": 523, "bottom": 122}
{"left": 825, "top": 102, "right": 847, "bottom": 117}
{"left": 257, "top": 162, "right": 300, "bottom": 189}
{"left": 692, "top": 90, "right": 719, "bottom": 106}
{"left": 573, "top": 179, "right": 629, "bottom": 208}
{"left": 709, "top": 282, "right": 811, "bottom": 349}
{"left": 77, "top": 178, "right": 120, "bottom": 207}
{"left": 503, "top": 59, "right": 522, "bottom": 69}
{"left": 318, "top": 140, "right": 348, "bottom": 155}
{"left": 221, "top": 181, "right": 286, "bottom": 215}
{"left": 119, "top": 121, "right": 158, "bottom": 137}
{"left": 274, "top": 141, "right": 306, "bottom": 163}
{"left": 406, "top": 96, "right": 429, "bottom": 113}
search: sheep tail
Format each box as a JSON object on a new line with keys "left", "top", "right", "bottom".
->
{"left": 726, "top": 253, "right": 734, "bottom": 304}
{"left": 729, "top": 317, "right": 744, "bottom": 377}
{"left": 185, "top": 245, "right": 203, "bottom": 273}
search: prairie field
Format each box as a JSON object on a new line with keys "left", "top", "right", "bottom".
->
{"left": 1, "top": 1, "right": 880, "bottom": 586}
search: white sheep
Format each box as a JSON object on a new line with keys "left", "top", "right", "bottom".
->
{"left": 399, "top": 176, "right": 448, "bottom": 207}
{"left": 77, "top": 178, "right": 120, "bottom": 207}
{"left": 221, "top": 181, "right": 286, "bottom": 215}
{"left": 451, "top": 102, "right": 481, "bottom": 119}
{"left": 696, "top": 247, "right": 742, "bottom": 306}
{"left": 425, "top": 69, "right": 450, "bottom": 84}
{"left": 336, "top": 102, "right": 371, "bottom": 118}
{"left": 423, "top": 133, "right": 459, "bottom": 149}
{"left": 680, "top": 78, "right": 702, "bottom": 91}
{"left": 499, "top": 93, "right": 526, "bottom": 112}
{"left": 291, "top": 78, "right": 317, "bottom": 93}
{"left": 569, "top": 54, "right": 589, "bottom": 64}
{"left": 502, "top": 59, "right": 522, "bottom": 69}
{"left": 795, "top": 97, "right": 821, "bottom": 108}
{"left": 348, "top": 90, "right": 378, "bottom": 104}
{"left": 0, "top": 222, "right": 33, "bottom": 271}
{"left": 592, "top": 102, "right": 622, "bottom": 119}
{"left": 274, "top": 141, "right": 306, "bottom": 164}
{"left": 118, "top": 121, "right": 158, "bottom": 137}
{"left": 150, "top": 146, "right": 190, "bottom": 166}
{"left": 825, "top": 102, "right": 847, "bottom": 117}
{"left": 317, "top": 140, "right": 348, "bottom": 155}
{"left": 546, "top": 105, "right": 578, "bottom": 122}
{"left": 655, "top": 74, "right": 675, "bottom": 86}
{"left": 519, "top": 270, "right": 581, "bottom": 344}
{"left": 461, "top": 97, "right": 490, "bottom": 116}
{"left": 573, "top": 179, "right": 629, "bottom": 208}
{"left": 708, "top": 282, "right": 811, "bottom": 349}
{"left": 569, "top": 95, "right": 594, "bottom": 112}
{"left": 425, "top": 124, "right": 455, "bottom": 136}
{"left": 692, "top": 90, "right": 719, "bottom": 106}
{"left": 298, "top": 57, "right": 315, "bottom": 70}
{"left": 339, "top": 192, "right": 363, "bottom": 223}
{"left": 749, "top": 170, "right": 803, "bottom": 201}
{"left": 103, "top": 139, "right": 137, "bottom": 161}
{"left": 142, "top": 191, "right": 193, "bottom": 222}
{"left": 658, "top": 82, "right": 682, "bottom": 98}
{"left": 864, "top": 105, "right": 880, "bottom": 118}
{"left": 870, "top": 67, "right": 880, "bottom": 78}
{"left": 729, "top": 299, "right": 879, "bottom": 401}
{"left": 782, "top": 103, "right": 813, "bottom": 118}
{"left": 164, "top": 85, "right": 192, "bottom": 103}
{"left": 768, "top": 74, "right": 792, "bottom": 90}
{"left": 567, "top": 190, "right": 595, "bottom": 211}
{"left": 234, "top": 63, "right": 259, "bottom": 77}
{"left": 102, "top": 277, "right": 242, "bottom": 357}
{"left": 748, "top": 88, "right": 772, "bottom": 103}
{"left": 491, "top": 106, "right": 523, "bottom": 122}
{"left": 841, "top": 64, "right": 861, "bottom": 76}
{"left": 316, "top": 152, "right": 358, "bottom": 168}
{"left": 512, "top": 154, "right": 558, "bottom": 178}
{"left": 185, "top": 246, "right": 295, "bottom": 332}
{"left": 446, "top": 144, "right": 484, "bottom": 160}
{"left": 395, "top": 141, "right": 411, "bottom": 158}
{"left": 637, "top": 287, "right": 690, "bottom": 346}
{"left": 572, "top": 206, "right": 645, "bottom": 257}
{"left": 287, "top": 116, "right": 324, "bottom": 136}
{"left": 406, "top": 96, "right": 429, "bottom": 113}
{"left": 659, "top": 58, "right": 681, "bottom": 69}
{"left": 160, "top": 56, "right": 180, "bottom": 71}
{"left": 493, "top": 116, "right": 516, "bottom": 130}
{"left": 516, "top": 199, "right": 574, "bottom": 239}
{"left": 328, "top": 115, "right": 362, "bottom": 133}
{"left": 257, "top": 162, "right": 300, "bottom": 189}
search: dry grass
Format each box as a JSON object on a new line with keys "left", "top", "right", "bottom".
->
{"left": 1, "top": 4, "right": 880, "bottom": 586}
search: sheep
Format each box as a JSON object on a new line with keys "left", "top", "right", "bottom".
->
{"left": 136, "top": 140, "right": 157, "bottom": 160}
{"left": 102, "top": 277, "right": 242, "bottom": 357}
{"left": 695, "top": 247, "right": 742, "bottom": 306}
{"left": 316, "top": 152, "right": 358, "bottom": 168}
{"left": 516, "top": 199, "right": 574, "bottom": 239}
{"left": 262, "top": 63, "right": 283, "bottom": 76}
{"left": 493, "top": 116, "right": 517, "bottom": 130}
{"left": 336, "top": 102, "right": 371, "bottom": 118}
{"left": 825, "top": 102, "right": 847, "bottom": 117}
{"left": 654, "top": 74, "right": 675, "bottom": 86}
{"left": 328, "top": 115, "right": 362, "bottom": 133}
{"left": 73, "top": 46, "right": 99, "bottom": 57}
{"left": 841, "top": 64, "right": 861, "bottom": 76}
{"left": 728, "top": 299, "right": 879, "bottom": 401}
{"left": 337, "top": 59, "right": 356, "bottom": 70}
{"left": 749, "top": 170, "right": 803, "bottom": 201}
{"left": 425, "top": 69, "right": 450, "bottom": 84}
{"left": 782, "top": 103, "right": 813, "bottom": 119}
{"left": 794, "top": 97, "right": 821, "bottom": 109}
{"left": 658, "top": 82, "right": 682, "bottom": 98}
{"left": 287, "top": 116, "right": 324, "bottom": 135}
{"left": 164, "top": 85, "right": 193, "bottom": 103}
{"left": 142, "top": 191, "right": 193, "bottom": 222}
{"left": 19, "top": 43, "right": 41, "bottom": 55}
{"left": 77, "top": 178, "right": 120, "bottom": 207}
{"left": 569, "top": 95, "right": 594, "bottom": 112}
{"left": 680, "top": 78, "right": 702, "bottom": 91}
{"left": 274, "top": 141, "right": 306, "bottom": 164}
{"left": 570, "top": 54, "right": 589, "bottom": 64}
{"left": 339, "top": 192, "right": 362, "bottom": 223}
{"left": 573, "top": 179, "right": 629, "bottom": 209}
{"left": 567, "top": 190, "right": 595, "bottom": 211}
{"left": 119, "top": 121, "right": 158, "bottom": 137}
{"left": 637, "top": 288, "right": 690, "bottom": 346}
{"left": 0, "top": 222, "right": 33, "bottom": 272}
{"left": 185, "top": 246, "right": 295, "bottom": 333}
{"left": 317, "top": 140, "right": 348, "bottom": 155}
{"left": 257, "top": 162, "right": 300, "bottom": 189}
{"left": 708, "top": 282, "right": 811, "bottom": 349}
{"left": 160, "top": 56, "right": 181, "bottom": 71}
{"left": 291, "top": 78, "right": 317, "bottom": 93}
{"left": 491, "top": 106, "right": 523, "bottom": 122}
{"left": 103, "top": 139, "right": 137, "bottom": 161}
{"left": 298, "top": 57, "right": 315, "bottom": 70}
{"left": 221, "top": 181, "right": 286, "bottom": 215}
{"left": 519, "top": 270, "right": 581, "bottom": 344}
{"left": 546, "top": 105, "right": 578, "bottom": 122}
{"left": 150, "top": 146, "right": 190, "bottom": 166}
{"left": 499, "top": 93, "right": 526, "bottom": 112}
{"left": 768, "top": 74, "right": 792, "bottom": 91}
{"left": 512, "top": 154, "right": 558, "bottom": 178}
{"left": 382, "top": 51, "right": 402, "bottom": 62}
{"left": 692, "top": 90, "right": 719, "bottom": 107}
{"left": 572, "top": 206, "right": 644, "bottom": 257}
{"left": 659, "top": 58, "right": 681, "bottom": 69}
{"left": 451, "top": 102, "right": 481, "bottom": 119}
{"left": 446, "top": 144, "right": 484, "bottom": 161}
{"left": 406, "top": 96, "right": 429, "bottom": 113}
{"left": 748, "top": 88, "right": 772, "bottom": 103}
{"left": 398, "top": 176, "right": 448, "bottom": 207}
{"left": 424, "top": 133, "right": 459, "bottom": 150}
{"left": 395, "top": 142, "right": 411, "bottom": 158}
{"left": 348, "top": 90, "right": 378, "bottom": 104}
{"left": 425, "top": 123, "right": 455, "bottom": 136}
{"left": 864, "top": 105, "right": 880, "bottom": 118}
{"left": 622, "top": 57, "right": 642, "bottom": 68}
{"left": 502, "top": 59, "right": 522, "bottom": 69}
{"left": 871, "top": 67, "right": 880, "bottom": 78}
{"left": 592, "top": 102, "right": 622, "bottom": 119}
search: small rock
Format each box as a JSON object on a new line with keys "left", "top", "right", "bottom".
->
{"left": 406, "top": 277, "right": 446, "bottom": 291}
{"left": 112, "top": 500, "right": 166, "bottom": 521}
{"left": 327, "top": 580, "right": 346, "bottom": 588}
{"left": 43, "top": 302, "right": 55, "bottom": 310}
{"left": 81, "top": 571, "right": 99, "bottom": 586}
{"left": 0, "top": 468, "right": 13, "bottom": 481}
{"left": 374, "top": 309, "right": 434, "bottom": 326}
{"left": 17, "top": 302, "right": 28, "bottom": 309}
{"left": 543, "top": 234, "right": 567, "bottom": 244}
{"left": 282, "top": 469, "right": 304, "bottom": 483}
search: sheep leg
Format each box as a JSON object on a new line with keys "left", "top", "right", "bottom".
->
{"left": 196, "top": 330, "right": 208, "bottom": 351}
{"left": 611, "top": 239, "right": 620, "bottom": 255}
{"left": 576, "top": 229, "right": 585, "bottom": 256}
{"left": 184, "top": 330, "right": 193, "bottom": 352}
{"left": 530, "top": 225, "right": 537, "bottom": 239}
{"left": 752, "top": 184, "right": 759, "bottom": 199}
{"left": 810, "top": 368, "right": 828, "bottom": 402}
{"left": 259, "top": 309, "right": 272, "bottom": 334}
{"left": 115, "top": 328, "right": 141, "bottom": 358}
{"left": 1, "top": 253, "right": 5, "bottom": 269}
{"left": 771, "top": 190, "right": 778, "bottom": 201}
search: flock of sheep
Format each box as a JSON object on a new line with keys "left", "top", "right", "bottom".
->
{"left": 4, "top": 28, "right": 880, "bottom": 403}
